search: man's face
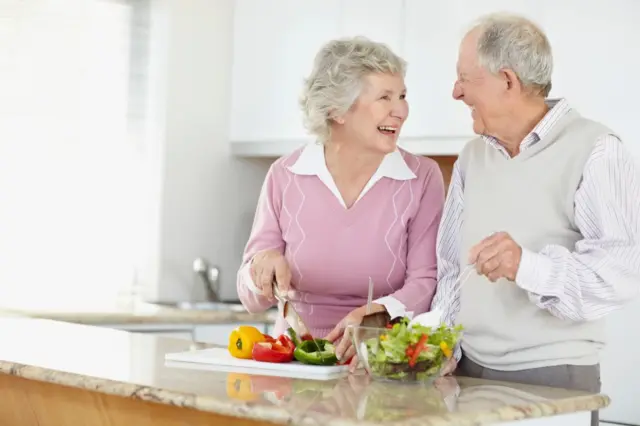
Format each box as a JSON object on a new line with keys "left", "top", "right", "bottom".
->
{"left": 452, "top": 30, "right": 510, "bottom": 136}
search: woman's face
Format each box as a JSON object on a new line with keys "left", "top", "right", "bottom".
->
{"left": 335, "top": 72, "right": 408, "bottom": 154}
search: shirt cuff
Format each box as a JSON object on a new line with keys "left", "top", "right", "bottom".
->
{"left": 515, "top": 247, "right": 555, "bottom": 296}
{"left": 240, "top": 261, "right": 262, "bottom": 295}
{"left": 373, "top": 296, "right": 414, "bottom": 320}
{"left": 454, "top": 342, "right": 462, "bottom": 362}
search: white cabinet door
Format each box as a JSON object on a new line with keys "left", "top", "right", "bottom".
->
{"left": 230, "top": 0, "right": 341, "bottom": 143}
{"left": 402, "top": 0, "right": 543, "bottom": 138}
{"left": 540, "top": 0, "right": 639, "bottom": 156}
{"left": 193, "top": 323, "right": 270, "bottom": 346}
{"left": 229, "top": 0, "right": 405, "bottom": 145}
{"left": 339, "top": 0, "right": 405, "bottom": 55}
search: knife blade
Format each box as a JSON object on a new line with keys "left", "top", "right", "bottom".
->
{"left": 272, "top": 281, "right": 325, "bottom": 362}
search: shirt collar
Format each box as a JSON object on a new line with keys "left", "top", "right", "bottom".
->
{"left": 482, "top": 97, "right": 571, "bottom": 155}
{"left": 288, "top": 142, "right": 417, "bottom": 180}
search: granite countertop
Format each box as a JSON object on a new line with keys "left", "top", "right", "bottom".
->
{"left": 0, "top": 300, "right": 277, "bottom": 325}
{"left": 0, "top": 318, "right": 609, "bottom": 426}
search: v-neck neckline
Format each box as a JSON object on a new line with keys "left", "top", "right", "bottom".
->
{"left": 286, "top": 143, "right": 418, "bottom": 210}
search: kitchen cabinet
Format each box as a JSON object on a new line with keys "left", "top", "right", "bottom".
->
{"left": 229, "top": 0, "right": 405, "bottom": 144}
{"left": 541, "top": 0, "right": 639, "bottom": 147}
{"left": 339, "top": 0, "right": 405, "bottom": 56}
{"left": 229, "top": 0, "right": 342, "bottom": 144}
{"left": 229, "top": 0, "right": 639, "bottom": 158}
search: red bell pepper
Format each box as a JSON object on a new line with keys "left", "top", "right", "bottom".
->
{"left": 252, "top": 334, "right": 295, "bottom": 363}
{"left": 409, "top": 334, "right": 429, "bottom": 367}
{"left": 262, "top": 334, "right": 276, "bottom": 344}
{"left": 300, "top": 333, "right": 314, "bottom": 341}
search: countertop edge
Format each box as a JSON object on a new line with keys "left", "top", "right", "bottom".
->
{"left": 0, "top": 359, "right": 611, "bottom": 426}
{"left": 0, "top": 361, "right": 295, "bottom": 425}
{"left": 0, "top": 307, "right": 277, "bottom": 326}
{"left": 391, "top": 394, "right": 611, "bottom": 426}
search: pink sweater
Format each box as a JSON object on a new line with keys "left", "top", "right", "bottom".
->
{"left": 237, "top": 145, "right": 445, "bottom": 338}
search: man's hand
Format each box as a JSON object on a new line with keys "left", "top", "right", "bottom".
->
{"left": 468, "top": 232, "right": 522, "bottom": 282}
{"left": 325, "top": 303, "right": 386, "bottom": 372}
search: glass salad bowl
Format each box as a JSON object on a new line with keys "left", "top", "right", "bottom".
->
{"left": 350, "top": 319, "right": 462, "bottom": 383}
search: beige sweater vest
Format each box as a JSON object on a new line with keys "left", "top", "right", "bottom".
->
{"left": 456, "top": 109, "right": 617, "bottom": 370}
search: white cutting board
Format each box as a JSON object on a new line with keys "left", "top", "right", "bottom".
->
{"left": 164, "top": 347, "right": 349, "bottom": 380}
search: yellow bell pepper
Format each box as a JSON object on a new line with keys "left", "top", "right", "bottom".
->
{"left": 440, "top": 341, "right": 452, "bottom": 358}
{"left": 228, "top": 325, "right": 265, "bottom": 359}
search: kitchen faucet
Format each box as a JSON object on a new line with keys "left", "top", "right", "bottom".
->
{"left": 193, "top": 258, "right": 221, "bottom": 302}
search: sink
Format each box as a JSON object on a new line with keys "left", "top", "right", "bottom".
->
{"left": 152, "top": 301, "right": 246, "bottom": 312}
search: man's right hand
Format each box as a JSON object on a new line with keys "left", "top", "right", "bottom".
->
{"left": 441, "top": 357, "right": 458, "bottom": 376}
{"left": 249, "top": 249, "right": 292, "bottom": 300}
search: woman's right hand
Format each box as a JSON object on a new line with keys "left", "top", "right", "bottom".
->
{"left": 249, "top": 249, "right": 292, "bottom": 300}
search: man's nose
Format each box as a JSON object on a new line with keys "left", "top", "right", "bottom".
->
{"left": 452, "top": 81, "right": 463, "bottom": 100}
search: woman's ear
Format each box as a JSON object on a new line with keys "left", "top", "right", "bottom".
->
{"left": 328, "top": 107, "right": 347, "bottom": 125}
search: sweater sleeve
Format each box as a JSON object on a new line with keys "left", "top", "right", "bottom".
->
{"left": 236, "top": 164, "right": 285, "bottom": 313}
{"left": 515, "top": 135, "right": 640, "bottom": 320}
{"left": 377, "top": 161, "right": 446, "bottom": 315}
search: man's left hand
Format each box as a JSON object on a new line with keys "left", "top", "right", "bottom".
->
{"left": 468, "top": 231, "right": 522, "bottom": 282}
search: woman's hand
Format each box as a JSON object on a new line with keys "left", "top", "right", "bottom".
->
{"left": 324, "top": 303, "right": 387, "bottom": 372}
{"left": 440, "top": 357, "right": 457, "bottom": 376}
{"left": 249, "top": 249, "right": 292, "bottom": 300}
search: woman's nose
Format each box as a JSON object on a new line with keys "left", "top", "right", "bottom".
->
{"left": 391, "top": 100, "right": 409, "bottom": 119}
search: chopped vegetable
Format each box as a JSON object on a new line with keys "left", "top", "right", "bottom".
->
{"left": 409, "top": 333, "right": 428, "bottom": 367}
{"left": 288, "top": 327, "right": 338, "bottom": 366}
{"left": 363, "top": 317, "right": 463, "bottom": 381}
{"left": 293, "top": 339, "right": 339, "bottom": 365}
{"left": 251, "top": 335, "right": 295, "bottom": 363}
{"left": 262, "top": 334, "right": 276, "bottom": 344}
{"left": 228, "top": 325, "right": 266, "bottom": 359}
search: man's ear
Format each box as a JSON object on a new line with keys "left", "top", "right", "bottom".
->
{"left": 500, "top": 68, "right": 522, "bottom": 93}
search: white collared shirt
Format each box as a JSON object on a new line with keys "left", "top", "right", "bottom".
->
{"left": 288, "top": 142, "right": 416, "bottom": 209}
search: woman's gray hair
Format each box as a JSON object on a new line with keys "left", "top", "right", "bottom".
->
{"left": 299, "top": 36, "right": 406, "bottom": 143}
{"left": 471, "top": 13, "right": 553, "bottom": 97}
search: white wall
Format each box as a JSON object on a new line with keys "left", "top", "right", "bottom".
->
{"left": 138, "top": 0, "right": 273, "bottom": 303}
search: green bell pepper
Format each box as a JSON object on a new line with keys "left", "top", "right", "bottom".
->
{"left": 288, "top": 328, "right": 339, "bottom": 366}
{"left": 294, "top": 339, "right": 339, "bottom": 366}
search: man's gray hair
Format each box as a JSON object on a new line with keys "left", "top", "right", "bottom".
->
{"left": 299, "top": 36, "right": 406, "bottom": 143}
{"left": 471, "top": 13, "right": 553, "bottom": 97}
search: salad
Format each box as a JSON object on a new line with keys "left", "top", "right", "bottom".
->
{"left": 363, "top": 317, "right": 463, "bottom": 381}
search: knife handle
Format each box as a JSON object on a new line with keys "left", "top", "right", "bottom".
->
{"left": 271, "top": 280, "right": 284, "bottom": 302}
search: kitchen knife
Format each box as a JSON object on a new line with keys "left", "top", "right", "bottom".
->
{"left": 272, "top": 282, "right": 325, "bottom": 362}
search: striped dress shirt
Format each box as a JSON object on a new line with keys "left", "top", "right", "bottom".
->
{"left": 430, "top": 98, "right": 640, "bottom": 361}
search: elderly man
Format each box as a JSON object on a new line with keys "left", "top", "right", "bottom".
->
{"left": 430, "top": 13, "right": 640, "bottom": 426}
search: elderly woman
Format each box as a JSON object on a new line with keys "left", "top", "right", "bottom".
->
{"left": 236, "top": 37, "right": 445, "bottom": 368}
